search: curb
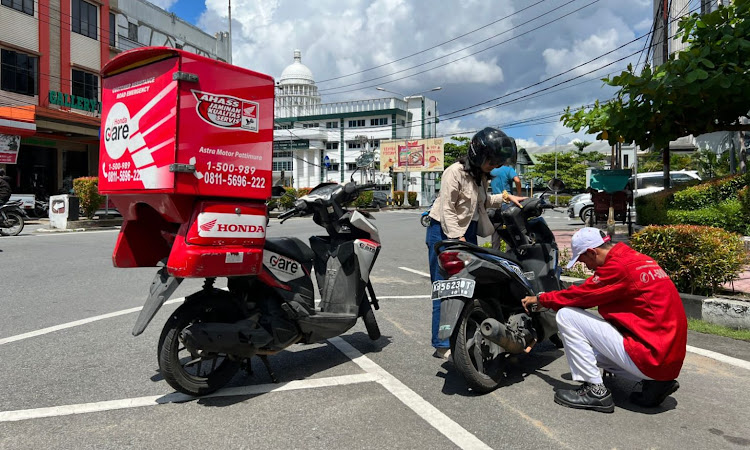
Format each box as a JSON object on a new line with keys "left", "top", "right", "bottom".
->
{"left": 560, "top": 277, "right": 750, "bottom": 330}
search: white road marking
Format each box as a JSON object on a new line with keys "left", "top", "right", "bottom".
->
{"left": 0, "top": 373, "right": 378, "bottom": 423}
{"left": 380, "top": 295, "right": 431, "bottom": 299}
{"left": 32, "top": 229, "right": 121, "bottom": 237}
{"left": 330, "top": 337, "right": 492, "bottom": 450}
{"left": 398, "top": 266, "right": 430, "bottom": 278}
{"left": 0, "top": 298, "right": 184, "bottom": 346}
{"left": 687, "top": 345, "right": 750, "bottom": 371}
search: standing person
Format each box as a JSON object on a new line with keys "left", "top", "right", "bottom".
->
{"left": 521, "top": 227, "right": 687, "bottom": 413}
{"left": 426, "top": 127, "right": 526, "bottom": 359}
{"left": 0, "top": 169, "right": 12, "bottom": 208}
{"left": 490, "top": 161, "right": 522, "bottom": 196}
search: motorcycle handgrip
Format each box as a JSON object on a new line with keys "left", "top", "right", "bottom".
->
{"left": 344, "top": 182, "right": 357, "bottom": 194}
{"left": 278, "top": 209, "right": 296, "bottom": 220}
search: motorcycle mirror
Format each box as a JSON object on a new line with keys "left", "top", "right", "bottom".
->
{"left": 547, "top": 178, "right": 565, "bottom": 193}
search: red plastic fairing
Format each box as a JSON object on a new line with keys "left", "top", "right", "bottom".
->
{"left": 165, "top": 200, "right": 267, "bottom": 278}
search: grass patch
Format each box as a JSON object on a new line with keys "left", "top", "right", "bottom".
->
{"left": 688, "top": 318, "right": 750, "bottom": 342}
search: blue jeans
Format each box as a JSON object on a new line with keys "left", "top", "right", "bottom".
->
{"left": 425, "top": 218, "right": 478, "bottom": 348}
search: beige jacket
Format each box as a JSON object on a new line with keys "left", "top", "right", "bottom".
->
{"left": 428, "top": 162, "right": 506, "bottom": 238}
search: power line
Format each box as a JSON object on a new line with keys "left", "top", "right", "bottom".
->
{"left": 319, "top": 0, "right": 597, "bottom": 95}
{"left": 316, "top": 0, "right": 549, "bottom": 84}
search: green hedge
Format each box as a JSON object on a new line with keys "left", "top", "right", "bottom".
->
{"left": 671, "top": 173, "right": 748, "bottom": 210}
{"left": 72, "top": 177, "right": 105, "bottom": 219}
{"left": 634, "top": 190, "right": 673, "bottom": 225}
{"left": 667, "top": 199, "right": 748, "bottom": 234}
{"left": 630, "top": 225, "right": 750, "bottom": 295}
{"left": 408, "top": 191, "right": 418, "bottom": 206}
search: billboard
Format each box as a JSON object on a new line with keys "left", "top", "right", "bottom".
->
{"left": 380, "top": 138, "right": 444, "bottom": 173}
{"left": 0, "top": 134, "right": 20, "bottom": 164}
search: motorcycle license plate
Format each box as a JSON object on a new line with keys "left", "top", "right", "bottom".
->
{"left": 432, "top": 279, "right": 475, "bottom": 299}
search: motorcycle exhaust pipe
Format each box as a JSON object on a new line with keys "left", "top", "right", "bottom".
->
{"left": 480, "top": 318, "right": 526, "bottom": 354}
{"left": 181, "top": 319, "right": 274, "bottom": 357}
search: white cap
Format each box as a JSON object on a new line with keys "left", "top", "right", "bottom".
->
{"left": 566, "top": 227, "right": 611, "bottom": 269}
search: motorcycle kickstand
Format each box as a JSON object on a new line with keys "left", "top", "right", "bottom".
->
{"left": 259, "top": 355, "right": 279, "bottom": 383}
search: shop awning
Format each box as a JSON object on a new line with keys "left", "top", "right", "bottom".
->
{"left": 0, "top": 105, "right": 36, "bottom": 137}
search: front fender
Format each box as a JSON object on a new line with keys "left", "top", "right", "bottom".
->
{"left": 438, "top": 297, "right": 468, "bottom": 341}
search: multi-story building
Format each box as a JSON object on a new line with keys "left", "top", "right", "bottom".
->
{"left": 0, "top": 0, "right": 227, "bottom": 198}
{"left": 273, "top": 50, "right": 439, "bottom": 202}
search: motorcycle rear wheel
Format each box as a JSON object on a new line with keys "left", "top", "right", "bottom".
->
{"left": 0, "top": 212, "right": 24, "bottom": 236}
{"left": 158, "top": 298, "right": 242, "bottom": 396}
{"left": 420, "top": 215, "right": 431, "bottom": 227}
{"left": 453, "top": 299, "right": 506, "bottom": 393}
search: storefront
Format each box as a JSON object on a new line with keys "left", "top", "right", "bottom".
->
{"left": 0, "top": 104, "right": 99, "bottom": 199}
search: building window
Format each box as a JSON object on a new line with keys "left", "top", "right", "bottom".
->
{"left": 72, "top": 69, "right": 99, "bottom": 100}
{"left": 1, "top": 0, "right": 33, "bottom": 16}
{"left": 109, "top": 13, "right": 116, "bottom": 46}
{"left": 325, "top": 142, "right": 338, "bottom": 150}
{"left": 400, "top": 120, "right": 406, "bottom": 126}
{"left": 272, "top": 161, "right": 293, "bottom": 171}
{"left": 371, "top": 139, "right": 380, "bottom": 148}
{"left": 347, "top": 142, "right": 362, "bottom": 149}
{"left": 273, "top": 150, "right": 293, "bottom": 158}
{"left": 348, "top": 119, "right": 365, "bottom": 128}
{"left": 370, "top": 118, "right": 387, "bottom": 126}
{"left": 127, "top": 22, "right": 138, "bottom": 42}
{"left": 346, "top": 163, "right": 357, "bottom": 171}
{"left": 326, "top": 121, "right": 339, "bottom": 129}
{"left": 329, "top": 163, "right": 339, "bottom": 171}
{"left": 274, "top": 124, "right": 291, "bottom": 130}
{"left": 72, "top": 0, "right": 98, "bottom": 40}
{"left": 302, "top": 122, "right": 319, "bottom": 128}
{"left": 0, "top": 49, "right": 38, "bottom": 96}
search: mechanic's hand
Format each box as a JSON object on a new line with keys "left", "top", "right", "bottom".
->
{"left": 521, "top": 295, "right": 538, "bottom": 313}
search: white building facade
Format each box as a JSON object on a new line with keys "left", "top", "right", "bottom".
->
{"left": 273, "top": 50, "right": 439, "bottom": 202}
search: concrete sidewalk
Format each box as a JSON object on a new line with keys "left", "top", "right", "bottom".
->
{"left": 553, "top": 229, "right": 750, "bottom": 296}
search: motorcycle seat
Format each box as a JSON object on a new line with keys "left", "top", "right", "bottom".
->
{"left": 265, "top": 237, "right": 315, "bottom": 263}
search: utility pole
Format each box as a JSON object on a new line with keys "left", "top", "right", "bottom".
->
{"left": 227, "top": 0, "right": 232, "bottom": 64}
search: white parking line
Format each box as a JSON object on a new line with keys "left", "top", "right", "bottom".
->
{"left": 399, "top": 266, "right": 430, "bottom": 278}
{"left": 0, "top": 373, "right": 379, "bottom": 423}
{"left": 687, "top": 345, "right": 750, "bottom": 371}
{"left": 330, "top": 337, "right": 492, "bottom": 450}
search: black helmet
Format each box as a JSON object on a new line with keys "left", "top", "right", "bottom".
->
{"left": 468, "top": 127, "right": 518, "bottom": 168}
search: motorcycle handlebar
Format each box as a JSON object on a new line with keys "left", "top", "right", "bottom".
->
{"left": 278, "top": 209, "right": 297, "bottom": 220}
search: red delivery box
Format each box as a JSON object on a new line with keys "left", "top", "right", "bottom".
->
{"left": 99, "top": 47, "right": 274, "bottom": 278}
{"left": 99, "top": 47, "right": 273, "bottom": 199}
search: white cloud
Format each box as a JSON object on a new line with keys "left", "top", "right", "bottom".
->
{"left": 190, "top": 0, "right": 651, "bottom": 144}
{"left": 148, "top": 0, "right": 179, "bottom": 10}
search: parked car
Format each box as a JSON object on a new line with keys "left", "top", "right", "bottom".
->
{"left": 568, "top": 170, "right": 701, "bottom": 223}
{"left": 370, "top": 191, "right": 389, "bottom": 208}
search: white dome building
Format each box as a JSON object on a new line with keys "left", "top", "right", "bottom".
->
{"left": 276, "top": 49, "right": 321, "bottom": 118}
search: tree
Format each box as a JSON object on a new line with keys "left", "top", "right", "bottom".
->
{"left": 562, "top": 0, "right": 750, "bottom": 183}
{"left": 572, "top": 140, "right": 592, "bottom": 152}
{"left": 444, "top": 136, "right": 470, "bottom": 167}
{"left": 524, "top": 151, "right": 607, "bottom": 190}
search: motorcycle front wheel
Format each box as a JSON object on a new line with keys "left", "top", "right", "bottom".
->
{"left": 420, "top": 214, "right": 431, "bottom": 227}
{"left": 452, "top": 298, "right": 506, "bottom": 393}
{"left": 158, "top": 297, "right": 242, "bottom": 396}
{"left": 0, "top": 212, "right": 24, "bottom": 236}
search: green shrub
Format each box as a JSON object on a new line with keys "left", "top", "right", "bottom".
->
{"left": 737, "top": 185, "right": 750, "bottom": 230}
{"left": 630, "top": 225, "right": 750, "bottom": 295}
{"left": 279, "top": 187, "right": 297, "bottom": 209}
{"left": 560, "top": 247, "right": 592, "bottom": 279}
{"left": 672, "top": 174, "right": 748, "bottom": 210}
{"left": 667, "top": 199, "right": 746, "bottom": 234}
{"left": 634, "top": 190, "right": 673, "bottom": 225}
{"left": 407, "top": 191, "right": 418, "bottom": 206}
{"left": 353, "top": 190, "right": 373, "bottom": 208}
{"left": 394, "top": 190, "right": 405, "bottom": 206}
{"left": 72, "top": 177, "right": 105, "bottom": 219}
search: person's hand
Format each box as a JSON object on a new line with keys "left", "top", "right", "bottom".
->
{"left": 521, "top": 295, "right": 538, "bottom": 313}
{"left": 508, "top": 194, "right": 527, "bottom": 208}
{"left": 458, "top": 236, "right": 466, "bottom": 242}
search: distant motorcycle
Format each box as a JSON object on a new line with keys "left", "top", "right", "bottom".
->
{"left": 420, "top": 198, "right": 436, "bottom": 227}
{"left": 0, "top": 200, "right": 26, "bottom": 236}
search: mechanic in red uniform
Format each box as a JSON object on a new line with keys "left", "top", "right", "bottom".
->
{"left": 522, "top": 227, "right": 687, "bottom": 413}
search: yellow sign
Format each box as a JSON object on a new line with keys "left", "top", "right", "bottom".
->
{"left": 380, "top": 138, "right": 444, "bottom": 173}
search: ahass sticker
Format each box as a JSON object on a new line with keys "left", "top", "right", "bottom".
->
{"left": 192, "top": 90, "right": 259, "bottom": 132}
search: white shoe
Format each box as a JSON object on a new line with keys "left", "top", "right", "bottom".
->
{"left": 433, "top": 348, "right": 452, "bottom": 361}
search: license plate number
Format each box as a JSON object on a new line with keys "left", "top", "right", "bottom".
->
{"left": 432, "top": 278, "right": 475, "bottom": 299}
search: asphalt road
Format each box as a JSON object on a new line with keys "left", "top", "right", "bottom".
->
{"left": 1, "top": 209, "right": 750, "bottom": 449}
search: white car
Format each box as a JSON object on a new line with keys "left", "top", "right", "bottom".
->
{"left": 567, "top": 170, "right": 701, "bottom": 223}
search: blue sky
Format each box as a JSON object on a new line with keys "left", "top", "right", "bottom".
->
{"left": 151, "top": 0, "right": 699, "bottom": 148}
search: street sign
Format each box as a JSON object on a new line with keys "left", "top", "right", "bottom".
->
{"left": 324, "top": 155, "right": 331, "bottom": 168}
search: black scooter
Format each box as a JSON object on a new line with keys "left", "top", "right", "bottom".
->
{"left": 433, "top": 179, "right": 565, "bottom": 393}
{"left": 133, "top": 181, "right": 383, "bottom": 396}
{"left": 0, "top": 200, "right": 26, "bottom": 236}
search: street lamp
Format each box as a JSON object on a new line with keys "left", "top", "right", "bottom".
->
{"left": 375, "top": 87, "right": 441, "bottom": 201}
{"left": 536, "top": 131, "right": 574, "bottom": 205}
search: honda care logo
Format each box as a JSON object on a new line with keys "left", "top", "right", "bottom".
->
{"left": 263, "top": 250, "right": 304, "bottom": 282}
{"left": 103, "top": 102, "right": 131, "bottom": 159}
{"left": 196, "top": 212, "right": 266, "bottom": 238}
{"left": 192, "top": 90, "right": 259, "bottom": 132}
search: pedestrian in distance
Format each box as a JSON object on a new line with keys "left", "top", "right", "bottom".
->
{"left": 521, "top": 227, "right": 687, "bottom": 413}
{"left": 426, "top": 127, "right": 526, "bottom": 360}
{"left": 0, "top": 169, "right": 12, "bottom": 207}
{"left": 490, "top": 160, "right": 522, "bottom": 196}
